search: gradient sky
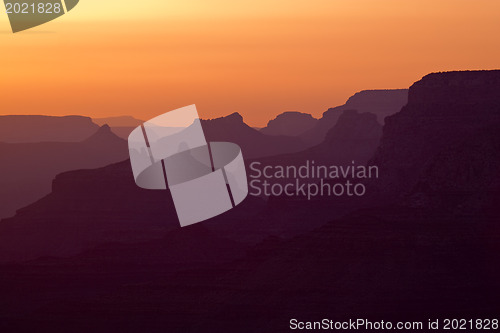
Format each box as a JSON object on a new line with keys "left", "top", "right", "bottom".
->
{"left": 0, "top": 0, "right": 499, "bottom": 126}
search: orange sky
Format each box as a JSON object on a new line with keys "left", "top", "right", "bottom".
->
{"left": 0, "top": 0, "right": 499, "bottom": 126}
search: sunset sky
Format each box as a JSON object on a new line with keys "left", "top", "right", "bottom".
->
{"left": 1, "top": 0, "right": 499, "bottom": 126}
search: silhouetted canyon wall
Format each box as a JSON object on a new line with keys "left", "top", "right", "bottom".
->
{"left": 372, "top": 71, "right": 500, "bottom": 209}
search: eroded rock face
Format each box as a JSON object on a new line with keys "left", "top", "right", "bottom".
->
{"left": 371, "top": 70, "right": 500, "bottom": 207}
{"left": 318, "top": 109, "right": 382, "bottom": 164}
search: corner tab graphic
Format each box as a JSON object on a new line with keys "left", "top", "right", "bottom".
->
{"left": 4, "top": 0, "right": 79, "bottom": 33}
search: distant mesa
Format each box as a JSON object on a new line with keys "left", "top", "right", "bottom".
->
{"left": 0, "top": 115, "right": 98, "bottom": 143}
{"left": 338, "top": 89, "right": 409, "bottom": 124}
{"left": 301, "top": 89, "right": 408, "bottom": 145}
{"left": 201, "top": 112, "right": 309, "bottom": 159}
{"left": 92, "top": 116, "right": 146, "bottom": 140}
{"left": 92, "top": 116, "right": 144, "bottom": 128}
{"left": 257, "top": 108, "right": 383, "bottom": 168}
{"left": 260, "top": 111, "right": 318, "bottom": 137}
{"left": 83, "top": 124, "right": 126, "bottom": 146}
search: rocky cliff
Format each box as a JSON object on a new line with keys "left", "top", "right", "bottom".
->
{"left": 372, "top": 70, "right": 500, "bottom": 209}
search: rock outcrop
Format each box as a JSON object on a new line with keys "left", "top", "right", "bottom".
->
{"left": 202, "top": 112, "right": 309, "bottom": 158}
{"left": 260, "top": 111, "right": 318, "bottom": 136}
{"left": 301, "top": 89, "right": 408, "bottom": 145}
